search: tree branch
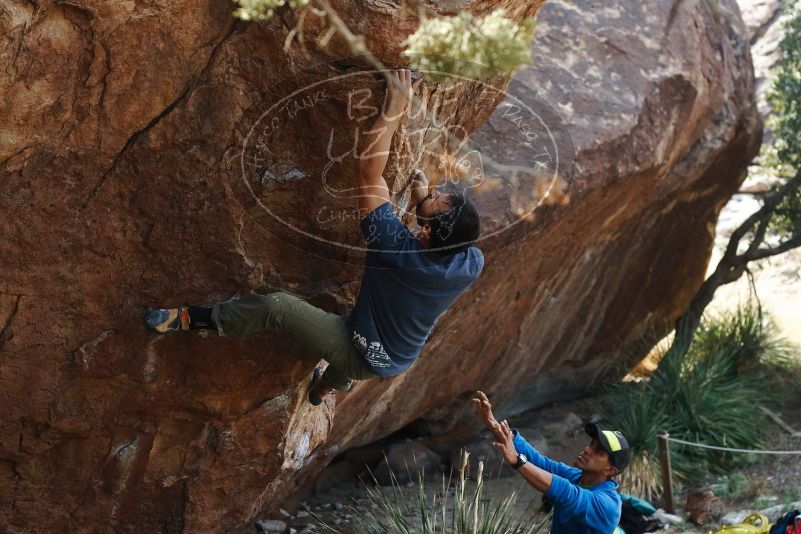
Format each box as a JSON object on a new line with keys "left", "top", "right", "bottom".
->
{"left": 744, "top": 266, "right": 763, "bottom": 319}
{"left": 724, "top": 170, "right": 801, "bottom": 260}
{"left": 745, "top": 234, "right": 801, "bottom": 261}
{"left": 744, "top": 209, "right": 772, "bottom": 256}
{"left": 664, "top": 169, "right": 801, "bottom": 362}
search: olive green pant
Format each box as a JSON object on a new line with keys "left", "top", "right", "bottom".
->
{"left": 211, "top": 292, "right": 378, "bottom": 390}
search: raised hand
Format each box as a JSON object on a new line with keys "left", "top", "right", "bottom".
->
{"left": 357, "top": 69, "right": 422, "bottom": 214}
{"left": 410, "top": 169, "right": 430, "bottom": 206}
{"left": 492, "top": 420, "right": 519, "bottom": 465}
{"left": 384, "top": 68, "right": 423, "bottom": 120}
{"left": 472, "top": 390, "right": 501, "bottom": 435}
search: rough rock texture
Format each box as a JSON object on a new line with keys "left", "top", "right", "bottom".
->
{"left": 0, "top": 0, "right": 759, "bottom": 533}
{"left": 0, "top": 1, "right": 542, "bottom": 531}
{"left": 330, "top": 0, "right": 762, "bottom": 446}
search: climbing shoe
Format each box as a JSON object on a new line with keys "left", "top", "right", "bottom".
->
{"left": 144, "top": 307, "right": 190, "bottom": 333}
{"left": 308, "top": 367, "right": 326, "bottom": 406}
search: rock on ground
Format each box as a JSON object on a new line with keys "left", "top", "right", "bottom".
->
{"left": 313, "top": 460, "right": 363, "bottom": 493}
{"left": 0, "top": 0, "right": 759, "bottom": 531}
{"left": 373, "top": 440, "right": 442, "bottom": 486}
{"left": 255, "top": 519, "right": 288, "bottom": 533}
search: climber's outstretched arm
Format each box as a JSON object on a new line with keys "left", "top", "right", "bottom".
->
{"left": 357, "top": 69, "right": 422, "bottom": 216}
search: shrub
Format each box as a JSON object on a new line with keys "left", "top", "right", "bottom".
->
{"left": 233, "top": 0, "right": 308, "bottom": 21}
{"left": 690, "top": 306, "right": 792, "bottom": 375}
{"left": 605, "top": 305, "right": 794, "bottom": 496}
{"left": 316, "top": 451, "right": 550, "bottom": 534}
{"left": 232, "top": 2, "right": 537, "bottom": 82}
{"left": 403, "top": 9, "right": 536, "bottom": 82}
{"left": 718, "top": 472, "right": 763, "bottom": 502}
{"left": 607, "top": 385, "right": 666, "bottom": 501}
{"left": 764, "top": 2, "right": 801, "bottom": 238}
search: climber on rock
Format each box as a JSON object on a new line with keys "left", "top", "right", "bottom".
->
{"left": 473, "top": 390, "right": 629, "bottom": 534}
{"left": 144, "top": 69, "right": 484, "bottom": 406}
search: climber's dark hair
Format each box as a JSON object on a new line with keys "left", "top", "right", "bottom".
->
{"left": 429, "top": 193, "right": 480, "bottom": 256}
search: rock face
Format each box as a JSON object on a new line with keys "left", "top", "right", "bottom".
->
{"left": 0, "top": 1, "right": 759, "bottom": 533}
{"left": 330, "top": 0, "right": 762, "bottom": 444}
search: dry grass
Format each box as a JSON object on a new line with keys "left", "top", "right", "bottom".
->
{"left": 617, "top": 452, "right": 661, "bottom": 503}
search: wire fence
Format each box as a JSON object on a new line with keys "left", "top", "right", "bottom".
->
{"left": 662, "top": 435, "right": 801, "bottom": 455}
{"left": 656, "top": 431, "right": 801, "bottom": 513}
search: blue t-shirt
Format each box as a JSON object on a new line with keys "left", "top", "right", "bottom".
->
{"left": 347, "top": 202, "right": 483, "bottom": 376}
{"left": 512, "top": 430, "right": 622, "bottom": 534}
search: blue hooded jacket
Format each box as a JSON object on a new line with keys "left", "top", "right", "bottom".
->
{"left": 513, "top": 430, "right": 622, "bottom": 534}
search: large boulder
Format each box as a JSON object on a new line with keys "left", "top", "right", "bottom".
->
{"left": 0, "top": 1, "right": 543, "bottom": 530}
{"left": 330, "top": 0, "right": 761, "bottom": 445}
{"left": 0, "top": 0, "right": 759, "bottom": 532}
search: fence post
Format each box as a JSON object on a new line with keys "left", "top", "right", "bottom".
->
{"left": 657, "top": 430, "right": 674, "bottom": 513}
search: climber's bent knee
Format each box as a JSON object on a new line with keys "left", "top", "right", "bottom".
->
{"left": 258, "top": 292, "right": 318, "bottom": 331}
{"left": 322, "top": 364, "right": 355, "bottom": 392}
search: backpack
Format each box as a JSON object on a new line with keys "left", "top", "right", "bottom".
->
{"left": 770, "top": 510, "right": 800, "bottom": 534}
{"left": 618, "top": 500, "right": 661, "bottom": 534}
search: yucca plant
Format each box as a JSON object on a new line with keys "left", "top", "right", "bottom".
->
{"left": 690, "top": 305, "right": 792, "bottom": 375}
{"left": 659, "top": 345, "right": 766, "bottom": 474}
{"left": 605, "top": 384, "right": 666, "bottom": 501}
{"left": 605, "top": 305, "right": 794, "bottom": 491}
{"left": 618, "top": 452, "right": 661, "bottom": 502}
{"left": 316, "top": 451, "right": 551, "bottom": 534}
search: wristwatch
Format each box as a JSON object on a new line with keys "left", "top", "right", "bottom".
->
{"left": 511, "top": 453, "right": 528, "bottom": 470}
